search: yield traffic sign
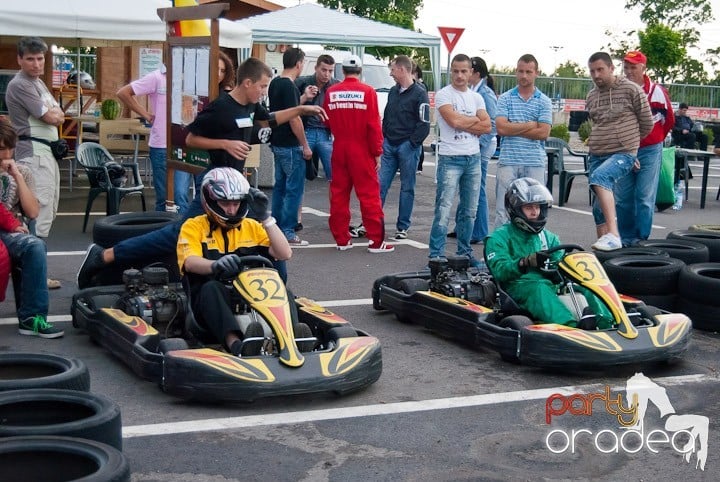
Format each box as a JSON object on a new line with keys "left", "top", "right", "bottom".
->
{"left": 437, "top": 27, "right": 465, "bottom": 53}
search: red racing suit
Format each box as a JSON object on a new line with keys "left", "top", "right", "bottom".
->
{"left": 323, "top": 77, "right": 385, "bottom": 246}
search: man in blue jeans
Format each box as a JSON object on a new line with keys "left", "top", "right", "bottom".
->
{"left": 428, "top": 54, "right": 490, "bottom": 267}
{"left": 617, "top": 51, "right": 674, "bottom": 246}
{"left": 117, "top": 67, "right": 192, "bottom": 214}
{"left": 77, "top": 58, "right": 326, "bottom": 289}
{"left": 269, "top": 48, "right": 312, "bottom": 246}
{"left": 378, "top": 55, "right": 430, "bottom": 240}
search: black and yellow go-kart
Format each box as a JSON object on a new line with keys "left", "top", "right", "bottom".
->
{"left": 372, "top": 245, "right": 691, "bottom": 369}
{"left": 72, "top": 256, "right": 381, "bottom": 402}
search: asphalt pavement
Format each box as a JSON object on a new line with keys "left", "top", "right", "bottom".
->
{"left": 1, "top": 151, "right": 719, "bottom": 481}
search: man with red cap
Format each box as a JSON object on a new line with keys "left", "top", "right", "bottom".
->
{"left": 619, "top": 50, "right": 674, "bottom": 246}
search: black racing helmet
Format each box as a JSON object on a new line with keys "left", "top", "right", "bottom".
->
{"left": 505, "top": 177, "right": 553, "bottom": 234}
{"left": 201, "top": 167, "right": 250, "bottom": 229}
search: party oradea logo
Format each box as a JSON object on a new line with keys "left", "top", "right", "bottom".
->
{"left": 544, "top": 373, "right": 708, "bottom": 471}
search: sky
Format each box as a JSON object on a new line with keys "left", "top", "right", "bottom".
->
{"left": 269, "top": 0, "right": 720, "bottom": 74}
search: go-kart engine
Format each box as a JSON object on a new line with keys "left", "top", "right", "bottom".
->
{"left": 429, "top": 256, "right": 497, "bottom": 307}
{"left": 115, "top": 267, "right": 184, "bottom": 329}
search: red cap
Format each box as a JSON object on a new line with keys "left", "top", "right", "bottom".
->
{"left": 624, "top": 51, "right": 647, "bottom": 65}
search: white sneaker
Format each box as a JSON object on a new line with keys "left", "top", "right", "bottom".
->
{"left": 591, "top": 233, "right": 622, "bottom": 251}
{"left": 368, "top": 241, "right": 395, "bottom": 253}
{"left": 336, "top": 241, "right": 353, "bottom": 251}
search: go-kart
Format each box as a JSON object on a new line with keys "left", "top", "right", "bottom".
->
{"left": 72, "top": 256, "right": 382, "bottom": 402}
{"left": 372, "top": 245, "right": 691, "bottom": 369}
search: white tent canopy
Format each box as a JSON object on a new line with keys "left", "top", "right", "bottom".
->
{"left": 237, "top": 3, "right": 441, "bottom": 89}
{"left": 0, "top": 0, "right": 252, "bottom": 48}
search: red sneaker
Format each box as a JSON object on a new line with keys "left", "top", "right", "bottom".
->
{"left": 368, "top": 241, "right": 395, "bottom": 253}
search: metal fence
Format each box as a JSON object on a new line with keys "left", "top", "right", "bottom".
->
{"left": 423, "top": 72, "right": 720, "bottom": 109}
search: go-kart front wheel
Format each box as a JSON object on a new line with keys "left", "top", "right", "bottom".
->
{"left": 498, "top": 315, "right": 532, "bottom": 364}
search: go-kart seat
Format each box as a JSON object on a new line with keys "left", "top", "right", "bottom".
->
{"left": 482, "top": 251, "right": 533, "bottom": 319}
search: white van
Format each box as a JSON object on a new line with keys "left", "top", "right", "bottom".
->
{"left": 301, "top": 49, "right": 393, "bottom": 116}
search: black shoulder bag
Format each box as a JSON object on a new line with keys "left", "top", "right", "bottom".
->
{"left": 18, "top": 135, "right": 69, "bottom": 161}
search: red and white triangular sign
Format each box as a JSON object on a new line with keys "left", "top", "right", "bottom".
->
{"left": 437, "top": 27, "right": 465, "bottom": 53}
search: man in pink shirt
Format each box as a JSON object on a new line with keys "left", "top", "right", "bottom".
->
{"left": 118, "top": 67, "right": 192, "bottom": 213}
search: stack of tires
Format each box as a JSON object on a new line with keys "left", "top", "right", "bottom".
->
{"left": 671, "top": 226, "right": 720, "bottom": 331}
{"left": 0, "top": 352, "right": 130, "bottom": 481}
{"left": 597, "top": 226, "right": 720, "bottom": 332}
{"left": 596, "top": 246, "right": 682, "bottom": 311}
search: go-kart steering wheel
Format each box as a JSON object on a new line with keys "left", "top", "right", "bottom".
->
{"left": 543, "top": 243, "right": 584, "bottom": 255}
{"left": 237, "top": 255, "right": 276, "bottom": 271}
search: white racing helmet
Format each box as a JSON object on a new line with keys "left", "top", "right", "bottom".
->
{"left": 201, "top": 167, "right": 250, "bottom": 229}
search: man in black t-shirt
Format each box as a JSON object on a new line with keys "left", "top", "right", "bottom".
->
{"left": 77, "top": 57, "right": 326, "bottom": 289}
{"left": 268, "top": 48, "right": 314, "bottom": 247}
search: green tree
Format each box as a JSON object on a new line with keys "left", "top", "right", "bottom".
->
{"left": 555, "top": 61, "right": 585, "bottom": 78}
{"left": 318, "top": 0, "right": 425, "bottom": 60}
{"left": 607, "top": 0, "right": 715, "bottom": 83}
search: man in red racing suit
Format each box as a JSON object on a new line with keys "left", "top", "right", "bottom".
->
{"left": 323, "top": 55, "right": 393, "bottom": 253}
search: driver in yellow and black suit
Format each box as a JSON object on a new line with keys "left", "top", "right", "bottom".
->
{"left": 177, "top": 167, "right": 292, "bottom": 356}
{"left": 484, "top": 177, "right": 613, "bottom": 329}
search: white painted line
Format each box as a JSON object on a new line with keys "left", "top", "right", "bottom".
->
{"left": 287, "top": 239, "right": 425, "bottom": 250}
{"left": 49, "top": 251, "right": 87, "bottom": 256}
{"left": 301, "top": 207, "right": 330, "bottom": 217}
{"left": 0, "top": 299, "right": 374, "bottom": 325}
{"left": 122, "top": 373, "right": 718, "bottom": 439}
{"left": 553, "top": 206, "right": 665, "bottom": 230}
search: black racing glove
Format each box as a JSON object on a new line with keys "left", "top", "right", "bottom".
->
{"left": 519, "top": 251, "right": 550, "bottom": 272}
{"left": 248, "top": 188, "right": 270, "bottom": 222}
{"left": 211, "top": 254, "right": 242, "bottom": 280}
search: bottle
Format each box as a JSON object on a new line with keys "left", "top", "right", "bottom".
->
{"left": 672, "top": 180, "right": 684, "bottom": 210}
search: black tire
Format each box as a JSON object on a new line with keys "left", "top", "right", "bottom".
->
{"left": 0, "top": 435, "right": 130, "bottom": 482}
{"left": 397, "top": 278, "right": 429, "bottom": 294}
{"left": 0, "top": 389, "right": 122, "bottom": 450}
{"left": 0, "top": 353, "right": 90, "bottom": 392}
{"left": 499, "top": 315, "right": 533, "bottom": 330}
{"left": 637, "top": 239, "right": 709, "bottom": 265}
{"left": 295, "top": 322, "right": 316, "bottom": 352}
{"left": 603, "top": 256, "right": 684, "bottom": 295}
{"left": 677, "top": 263, "right": 720, "bottom": 305}
{"left": 92, "top": 211, "right": 179, "bottom": 248}
{"left": 676, "top": 297, "right": 720, "bottom": 331}
{"left": 159, "top": 338, "right": 190, "bottom": 354}
{"left": 624, "top": 293, "right": 676, "bottom": 312}
{"left": 689, "top": 224, "right": 720, "bottom": 235}
{"left": 327, "top": 326, "right": 357, "bottom": 344}
{"left": 594, "top": 247, "right": 668, "bottom": 265}
{"left": 667, "top": 229, "right": 720, "bottom": 262}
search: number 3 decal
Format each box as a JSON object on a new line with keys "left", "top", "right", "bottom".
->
{"left": 248, "top": 278, "right": 284, "bottom": 302}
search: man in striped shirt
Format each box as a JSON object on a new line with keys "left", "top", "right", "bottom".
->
{"left": 494, "top": 54, "right": 552, "bottom": 228}
{"left": 586, "top": 52, "right": 653, "bottom": 251}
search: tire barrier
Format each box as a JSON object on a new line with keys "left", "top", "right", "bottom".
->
{"left": 667, "top": 229, "right": 720, "bottom": 262}
{"left": 0, "top": 353, "right": 90, "bottom": 392}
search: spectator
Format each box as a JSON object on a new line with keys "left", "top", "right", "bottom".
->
{"left": 448, "top": 56, "right": 498, "bottom": 243}
{"left": 485, "top": 177, "right": 612, "bottom": 329}
{"left": 268, "top": 48, "right": 312, "bottom": 247}
{"left": 295, "top": 54, "right": 338, "bottom": 181}
{"left": 117, "top": 66, "right": 193, "bottom": 214}
{"left": 77, "top": 57, "right": 326, "bottom": 289}
{"left": 412, "top": 62, "right": 428, "bottom": 172}
{"left": 323, "top": 55, "right": 393, "bottom": 253}
{"left": 5, "top": 36, "right": 63, "bottom": 289}
{"left": 378, "top": 55, "right": 430, "bottom": 240}
{"left": 218, "top": 50, "right": 235, "bottom": 93}
{"left": 428, "top": 53, "right": 491, "bottom": 266}
{"left": 672, "top": 102, "right": 708, "bottom": 151}
{"left": 494, "top": 54, "right": 553, "bottom": 228}
{"left": 177, "top": 167, "right": 291, "bottom": 356}
{"left": 0, "top": 119, "right": 61, "bottom": 338}
{"left": 618, "top": 51, "right": 674, "bottom": 246}
{"left": 585, "top": 52, "right": 653, "bottom": 251}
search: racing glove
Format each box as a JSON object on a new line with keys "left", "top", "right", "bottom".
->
{"left": 519, "top": 251, "right": 550, "bottom": 272}
{"left": 211, "top": 254, "right": 242, "bottom": 280}
{"left": 248, "top": 188, "right": 270, "bottom": 222}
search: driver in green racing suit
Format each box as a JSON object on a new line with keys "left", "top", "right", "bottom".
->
{"left": 485, "top": 177, "right": 613, "bottom": 329}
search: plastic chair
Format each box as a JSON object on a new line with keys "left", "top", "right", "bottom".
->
{"left": 76, "top": 142, "right": 146, "bottom": 232}
{"left": 545, "top": 137, "right": 590, "bottom": 206}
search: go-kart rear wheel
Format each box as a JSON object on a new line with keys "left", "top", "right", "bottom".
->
{"left": 159, "top": 338, "right": 189, "bottom": 354}
{"left": 395, "top": 279, "right": 429, "bottom": 324}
